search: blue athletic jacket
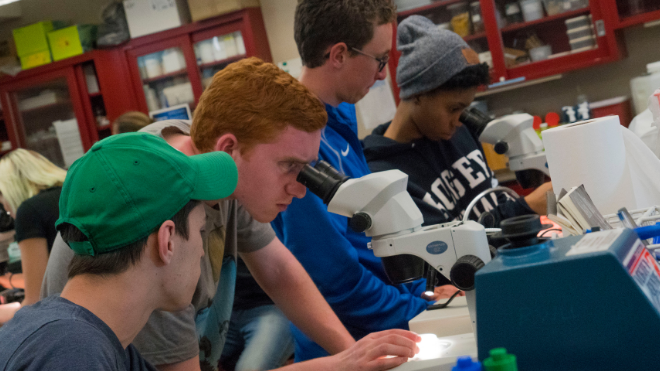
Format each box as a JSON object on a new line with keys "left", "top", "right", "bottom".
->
{"left": 271, "top": 103, "right": 431, "bottom": 362}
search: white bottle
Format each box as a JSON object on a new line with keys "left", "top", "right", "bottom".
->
{"left": 630, "top": 61, "right": 660, "bottom": 115}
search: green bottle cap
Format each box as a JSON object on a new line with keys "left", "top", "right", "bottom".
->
{"left": 483, "top": 348, "right": 518, "bottom": 371}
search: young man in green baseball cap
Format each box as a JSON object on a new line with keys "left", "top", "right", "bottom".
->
{"left": 39, "top": 58, "right": 421, "bottom": 371}
{"left": 0, "top": 132, "right": 238, "bottom": 370}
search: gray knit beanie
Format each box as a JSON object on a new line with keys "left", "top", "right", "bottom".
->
{"left": 397, "top": 15, "right": 479, "bottom": 100}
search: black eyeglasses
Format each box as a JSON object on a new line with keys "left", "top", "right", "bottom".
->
{"left": 350, "top": 47, "right": 389, "bottom": 73}
{"left": 323, "top": 47, "right": 389, "bottom": 73}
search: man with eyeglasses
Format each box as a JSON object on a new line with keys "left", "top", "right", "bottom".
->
{"left": 271, "top": 0, "right": 458, "bottom": 363}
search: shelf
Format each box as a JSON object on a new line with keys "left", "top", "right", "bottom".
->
{"left": 500, "top": 8, "right": 591, "bottom": 34}
{"left": 19, "top": 101, "right": 72, "bottom": 115}
{"left": 198, "top": 54, "right": 246, "bottom": 70}
{"left": 464, "top": 32, "right": 486, "bottom": 42}
{"left": 142, "top": 69, "right": 189, "bottom": 84}
{"left": 398, "top": 0, "right": 466, "bottom": 18}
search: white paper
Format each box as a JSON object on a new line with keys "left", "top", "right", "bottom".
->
{"left": 356, "top": 79, "right": 397, "bottom": 131}
{"left": 53, "top": 119, "right": 84, "bottom": 168}
{"left": 565, "top": 229, "right": 623, "bottom": 256}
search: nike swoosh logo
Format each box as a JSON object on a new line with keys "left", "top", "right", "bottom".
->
{"left": 341, "top": 144, "right": 350, "bottom": 157}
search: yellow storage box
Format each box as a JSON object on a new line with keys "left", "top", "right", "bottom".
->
{"left": 48, "top": 25, "right": 97, "bottom": 61}
{"left": 20, "top": 50, "right": 52, "bottom": 70}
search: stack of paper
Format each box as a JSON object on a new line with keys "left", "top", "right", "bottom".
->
{"left": 548, "top": 185, "right": 612, "bottom": 236}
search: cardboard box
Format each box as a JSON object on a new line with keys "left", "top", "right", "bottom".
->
{"left": 48, "top": 25, "right": 97, "bottom": 61}
{"left": 20, "top": 50, "right": 52, "bottom": 70}
{"left": 504, "top": 47, "right": 528, "bottom": 68}
{"left": 188, "top": 0, "right": 259, "bottom": 22}
{"left": 123, "top": 0, "right": 190, "bottom": 39}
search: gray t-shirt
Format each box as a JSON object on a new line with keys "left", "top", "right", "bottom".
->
{"left": 0, "top": 296, "right": 157, "bottom": 371}
{"left": 41, "top": 120, "right": 276, "bottom": 366}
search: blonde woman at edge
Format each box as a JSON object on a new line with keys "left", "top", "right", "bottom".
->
{"left": 0, "top": 149, "right": 66, "bottom": 324}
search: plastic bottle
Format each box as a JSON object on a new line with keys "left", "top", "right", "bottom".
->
{"left": 533, "top": 115, "right": 542, "bottom": 138}
{"left": 483, "top": 348, "right": 518, "bottom": 371}
{"left": 576, "top": 93, "right": 591, "bottom": 121}
{"left": 452, "top": 355, "right": 482, "bottom": 371}
{"left": 504, "top": 0, "right": 524, "bottom": 24}
{"left": 630, "top": 61, "right": 660, "bottom": 115}
{"left": 545, "top": 112, "right": 560, "bottom": 128}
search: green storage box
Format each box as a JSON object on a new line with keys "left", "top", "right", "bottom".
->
{"left": 13, "top": 21, "right": 66, "bottom": 57}
{"left": 20, "top": 50, "right": 52, "bottom": 69}
{"left": 48, "top": 25, "right": 97, "bottom": 61}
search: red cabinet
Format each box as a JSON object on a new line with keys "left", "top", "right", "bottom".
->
{"left": 389, "top": 0, "right": 625, "bottom": 99}
{"left": 123, "top": 7, "right": 272, "bottom": 114}
{"left": 0, "top": 7, "right": 270, "bottom": 164}
{"left": 0, "top": 49, "right": 137, "bottom": 167}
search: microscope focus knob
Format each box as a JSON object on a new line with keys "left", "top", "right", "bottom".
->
{"left": 450, "top": 255, "right": 485, "bottom": 291}
{"left": 494, "top": 141, "right": 509, "bottom": 155}
{"left": 349, "top": 212, "right": 372, "bottom": 233}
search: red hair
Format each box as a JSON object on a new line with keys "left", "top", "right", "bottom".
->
{"left": 191, "top": 57, "right": 327, "bottom": 153}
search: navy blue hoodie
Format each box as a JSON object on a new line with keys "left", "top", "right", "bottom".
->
{"left": 363, "top": 122, "right": 535, "bottom": 227}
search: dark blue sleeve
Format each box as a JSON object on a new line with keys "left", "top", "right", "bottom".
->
{"left": 272, "top": 191, "right": 430, "bottom": 334}
{"left": 489, "top": 193, "right": 536, "bottom": 226}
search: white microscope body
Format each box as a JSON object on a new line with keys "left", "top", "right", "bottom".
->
{"left": 326, "top": 170, "right": 490, "bottom": 331}
{"left": 479, "top": 113, "right": 550, "bottom": 176}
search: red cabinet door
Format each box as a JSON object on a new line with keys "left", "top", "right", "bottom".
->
{"left": 0, "top": 67, "right": 94, "bottom": 168}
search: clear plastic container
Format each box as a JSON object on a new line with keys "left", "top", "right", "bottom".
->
{"left": 565, "top": 15, "right": 591, "bottom": 30}
{"left": 470, "top": 1, "right": 484, "bottom": 33}
{"left": 520, "top": 0, "right": 544, "bottom": 22}
{"left": 504, "top": 1, "right": 524, "bottom": 24}
{"left": 542, "top": 0, "right": 563, "bottom": 15}
{"left": 630, "top": 61, "right": 660, "bottom": 115}
{"left": 567, "top": 25, "right": 594, "bottom": 41}
{"left": 569, "top": 35, "right": 596, "bottom": 50}
{"left": 529, "top": 45, "right": 552, "bottom": 61}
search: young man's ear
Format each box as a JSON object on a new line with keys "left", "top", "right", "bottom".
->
{"left": 156, "top": 220, "right": 176, "bottom": 265}
{"left": 327, "top": 42, "right": 349, "bottom": 69}
{"left": 214, "top": 134, "right": 239, "bottom": 157}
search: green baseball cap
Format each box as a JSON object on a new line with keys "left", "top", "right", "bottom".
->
{"left": 56, "top": 132, "right": 238, "bottom": 256}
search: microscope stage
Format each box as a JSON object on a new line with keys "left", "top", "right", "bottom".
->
{"left": 391, "top": 332, "right": 477, "bottom": 371}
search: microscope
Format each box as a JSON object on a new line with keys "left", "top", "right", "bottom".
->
{"left": 460, "top": 107, "right": 549, "bottom": 189}
{"left": 297, "top": 161, "right": 491, "bottom": 334}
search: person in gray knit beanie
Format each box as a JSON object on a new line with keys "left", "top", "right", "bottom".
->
{"left": 396, "top": 15, "right": 483, "bottom": 100}
{"left": 380, "top": 14, "right": 490, "bottom": 142}
{"left": 362, "top": 14, "right": 552, "bottom": 237}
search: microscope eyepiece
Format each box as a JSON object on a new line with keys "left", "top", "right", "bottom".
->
{"left": 460, "top": 106, "right": 492, "bottom": 138}
{"left": 296, "top": 161, "right": 348, "bottom": 204}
